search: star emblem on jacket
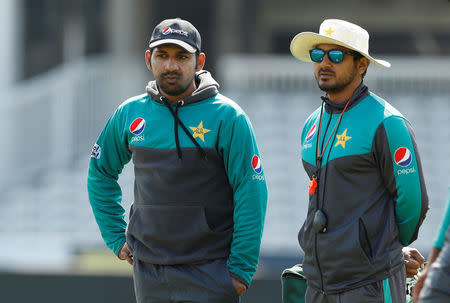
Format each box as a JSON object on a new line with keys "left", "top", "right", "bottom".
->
{"left": 335, "top": 128, "right": 352, "bottom": 148}
{"left": 190, "top": 121, "right": 211, "bottom": 142}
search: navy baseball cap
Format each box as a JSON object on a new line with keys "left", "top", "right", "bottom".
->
{"left": 149, "top": 18, "right": 201, "bottom": 53}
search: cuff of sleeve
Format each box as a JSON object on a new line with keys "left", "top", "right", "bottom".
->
{"left": 115, "top": 242, "right": 126, "bottom": 259}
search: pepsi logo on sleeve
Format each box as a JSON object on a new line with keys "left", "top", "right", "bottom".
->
{"left": 394, "top": 147, "right": 412, "bottom": 167}
{"left": 252, "top": 155, "right": 262, "bottom": 174}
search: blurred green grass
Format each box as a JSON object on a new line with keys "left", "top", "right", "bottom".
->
{"left": 75, "top": 250, "right": 133, "bottom": 275}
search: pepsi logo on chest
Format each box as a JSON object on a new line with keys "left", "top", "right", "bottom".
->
{"left": 306, "top": 124, "right": 316, "bottom": 142}
{"left": 130, "top": 118, "right": 146, "bottom": 135}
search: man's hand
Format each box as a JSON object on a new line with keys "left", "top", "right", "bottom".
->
{"left": 118, "top": 242, "right": 133, "bottom": 265}
{"left": 402, "top": 247, "right": 424, "bottom": 278}
{"left": 231, "top": 277, "right": 247, "bottom": 296}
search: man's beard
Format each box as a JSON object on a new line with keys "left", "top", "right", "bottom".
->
{"left": 157, "top": 72, "right": 195, "bottom": 96}
{"left": 316, "top": 67, "right": 358, "bottom": 93}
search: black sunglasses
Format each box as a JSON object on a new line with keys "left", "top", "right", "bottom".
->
{"left": 309, "top": 49, "right": 359, "bottom": 63}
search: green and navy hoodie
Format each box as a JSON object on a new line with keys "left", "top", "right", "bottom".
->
{"left": 87, "top": 70, "right": 267, "bottom": 287}
{"left": 299, "top": 83, "right": 428, "bottom": 294}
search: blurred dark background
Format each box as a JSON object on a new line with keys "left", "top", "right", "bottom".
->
{"left": 18, "top": 0, "right": 450, "bottom": 80}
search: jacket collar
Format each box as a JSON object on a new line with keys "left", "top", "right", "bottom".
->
{"left": 321, "top": 82, "right": 369, "bottom": 114}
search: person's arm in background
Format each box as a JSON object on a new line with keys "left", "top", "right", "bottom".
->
{"left": 413, "top": 193, "right": 450, "bottom": 301}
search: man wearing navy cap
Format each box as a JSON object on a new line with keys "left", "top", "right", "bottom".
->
{"left": 88, "top": 18, "right": 267, "bottom": 303}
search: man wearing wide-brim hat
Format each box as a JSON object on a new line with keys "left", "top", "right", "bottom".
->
{"left": 290, "top": 19, "right": 429, "bottom": 303}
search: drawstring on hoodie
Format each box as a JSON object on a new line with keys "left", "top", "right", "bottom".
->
{"left": 160, "top": 96, "right": 207, "bottom": 160}
{"left": 174, "top": 100, "right": 183, "bottom": 159}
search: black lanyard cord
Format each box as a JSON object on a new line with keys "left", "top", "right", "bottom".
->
{"left": 312, "top": 91, "right": 354, "bottom": 212}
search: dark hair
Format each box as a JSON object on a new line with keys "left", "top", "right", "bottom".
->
{"left": 353, "top": 52, "right": 367, "bottom": 79}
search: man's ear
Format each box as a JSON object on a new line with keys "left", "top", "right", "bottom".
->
{"left": 196, "top": 52, "right": 206, "bottom": 71}
{"left": 359, "top": 57, "right": 370, "bottom": 76}
{"left": 145, "top": 50, "right": 152, "bottom": 71}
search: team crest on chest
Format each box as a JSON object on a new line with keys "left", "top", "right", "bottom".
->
{"left": 189, "top": 121, "right": 211, "bottom": 142}
{"left": 335, "top": 128, "right": 352, "bottom": 148}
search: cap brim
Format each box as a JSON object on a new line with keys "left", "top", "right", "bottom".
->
{"left": 290, "top": 32, "right": 390, "bottom": 67}
{"left": 149, "top": 39, "right": 197, "bottom": 53}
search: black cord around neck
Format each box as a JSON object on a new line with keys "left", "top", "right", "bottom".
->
{"left": 160, "top": 96, "right": 207, "bottom": 160}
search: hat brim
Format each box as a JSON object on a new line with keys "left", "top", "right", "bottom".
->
{"left": 149, "top": 39, "right": 197, "bottom": 53}
{"left": 290, "top": 32, "right": 390, "bottom": 67}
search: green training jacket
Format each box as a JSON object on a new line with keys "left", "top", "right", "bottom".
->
{"left": 87, "top": 70, "right": 267, "bottom": 286}
{"left": 299, "top": 83, "right": 428, "bottom": 294}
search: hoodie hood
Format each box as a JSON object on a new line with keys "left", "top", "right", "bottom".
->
{"left": 146, "top": 70, "right": 219, "bottom": 105}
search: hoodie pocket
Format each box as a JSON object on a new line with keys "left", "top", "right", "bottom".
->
{"left": 359, "top": 218, "right": 374, "bottom": 263}
{"left": 127, "top": 204, "right": 231, "bottom": 257}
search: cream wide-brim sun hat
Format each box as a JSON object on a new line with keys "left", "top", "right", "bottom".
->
{"left": 290, "top": 19, "right": 390, "bottom": 67}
